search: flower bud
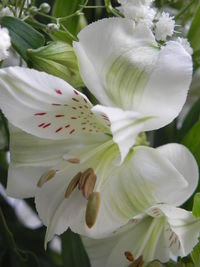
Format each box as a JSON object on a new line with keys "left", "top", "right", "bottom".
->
{"left": 27, "top": 41, "right": 83, "bottom": 88}
{"left": 39, "top": 3, "right": 51, "bottom": 13}
{"left": 47, "top": 23, "right": 59, "bottom": 33}
{"left": 29, "top": 6, "right": 38, "bottom": 14}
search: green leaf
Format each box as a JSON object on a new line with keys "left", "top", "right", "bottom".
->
{"left": 192, "top": 193, "right": 200, "bottom": 217}
{"left": 52, "top": 0, "right": 85, "bottom": 36}
{"left": 188, "top": 5, "right": 200, "bottom": 52}
{"left": 0, "top": 16, "right": 45, "bottom": 62}
{"left": 61, "top": 228, "right": 91, "bottom": 267}
{"left": 178, "top": 98, "right": 200, "bottom": 140}
{"left": 191, "top": 238, "right": 200, "bottom": 266}
{"left": 182, "top": 120, "right": 200, "bottom": 166}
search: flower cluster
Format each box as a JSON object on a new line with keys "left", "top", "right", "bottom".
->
{"left": 0, "top": 0, "right": 199, "bottom": 266}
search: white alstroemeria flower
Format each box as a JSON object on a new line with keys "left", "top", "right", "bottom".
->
{"left": 73, "top": 18, "right": 193, "bottom": 161}
{"left": 82, "top": 144, "right": 200, "bottom": 266}
{"left": 155, "top": 12, "right": 175, "bottom": 41}
{"left": 0, "top": 26, "right": 11, "bottom": 61}
{"left": 83, "top": 205, "right": 200, "bottom": 266}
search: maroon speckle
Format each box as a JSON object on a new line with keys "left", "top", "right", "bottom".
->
{"left": 55, "top": 89, "right": 62, "bottom": 95}
{"left": 72, "top": 107, "right": 77, "bottom": 110}
{"left": 43, "top": 123, "right": 51, "bottom": 128}
{"left": 84, "top": 105, "right": 88, "bottom": 109}
{"left": 74, "top": 90, "right": 79, "bottom": 95}
{"left": 64, "top": 104, "right": 68, "bottom": 106}
{"left": 81, "top": 112, "right": 84, "bottom": 114}
{"left": 72, "top": 98, "right": 79, "bottom": 102}
{"left": 84, "top": 98, "right": 87, "bottom": 103}
{"left": 34, "top": 112, "right": 47, "bottom": 116}
{"left": 38, "top": 123, "right": 45, "bottom": 127}
{"left": 52, "top": 103, "right": 61, "bottom": 106}
{"left": 89, "top": 129, "right": 93, "bottom": 132}
{"left": 69, "top": 129, "right": 75, "bottom": 135}
{"left": 55, "top": 115, "right": 65, "bottom": 118}
{"left": 82, "top": 127, "right": 86, "bottom": 130}
{"left": 71, "top": 117, "right": 77, "bottom": 120}
{"left": 65, "top": 124, "right": 70, "bottom": 128}
{"left": 56, "top": 127, "right": 63, "bottom": 133}
{"left": 79, "top": 106, "right": 82, "bottom": 109}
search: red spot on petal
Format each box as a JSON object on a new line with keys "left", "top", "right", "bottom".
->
{"left": 81, "top": 112, "right": 84, "bottom": 114}
{"left": 52, "top": 103, "right": 61, "bottom": 106}
{"left": 72, "top": 107, "right": 77, "bottom": 110}
{"left": 65, "top": 124, "right": 70, "bottom": 128}
{"left": 89, "top": 129, "right": 93, "bottom": 132}
{"left": 69, "top": 129, "right": 75, "bottom": 135}
{"left": 84, "top": 98, "right": 87, "bottom": 103}
{"left": 84, "top": 105, "right": 88, "bottom": 109}
{"left": 56, "top": 127, "right": 63, "bottom": 133}
{"left": 79, "top": 106, "right": 82, "bottom": 109}
{"left": 34, "top": 112, "right": 47, "bottom": 116}
{"left": 74, "top": 90, "right": 79, "bottom": 95}
{"left": 82, "top": 127, "right": 86, "bottom": 130}
{"left": 55, "top": 89, "right": 62, "bottom": 95}
{"left": 71, "top": 117, "right": 77, "bottom": 120}
{"left": 38, "top": 123, "right": 45, "bottom": 127}
{"left": 43, "top": 123, "right": 51, "bottom": 128}
{"left": 72, "top": 98, "right": 79, "bottom": 102}
{"left": 55, "top": 115, "right": 65, "bottom": 118}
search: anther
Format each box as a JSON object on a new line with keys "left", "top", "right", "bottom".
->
{"left": 85, "top": 192, "right": 100, "bottom": 228}
{"left": 65, "top": 172, "right": 82, "bottom": 198}
{"left": 82, "top": 172, "right": 96, "bottom": 199}
{"left": 129, "top": 256, "right": 144, "bottom": 267}
{"left": 66, "top": 158, "right": 80, "bottom": 164}
{"left": 37, "top": 169, "right": 56, "bottom": 188}
{"left": 125, "top": 251, "right": 134, "bottom": 262}
{"left": 78, "top": 168, "right": 94, "bottom": 190}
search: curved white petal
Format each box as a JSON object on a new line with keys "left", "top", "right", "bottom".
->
{"left": 152, "top": 205, "right": 200, "bottom": 258}
{"left": 0, "top": 67, "right": 108, "bottom": 140}
{"left": 156, "top": 143, "right": 199, "bottom": 206}
{"left": 74, "top": 18, "right": 192, "bottom": 130}
{"left": 73, "top": 18, "right": 157, "bottom": 107}
{"left": 92, "top": 105, "right": 154, "bottom": 162}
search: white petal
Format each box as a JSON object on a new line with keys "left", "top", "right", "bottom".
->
{"left": 7, "top": 125, "right": 71, "bottom": 198}
{"left": 74, "top": 18, "right": 192, "bottom": 129}
{"left": 0, "top": 67, "right": 108, "bottom": 140}
{"left": 155, "top": 205, "right": 200, "bottom": 258}
{"left": 73, "top": 18, "right": 156, "bottom": 107}
{"left": 92, "top": 105, "right": 154, "bottom": 162}
{"left": 137, "top": 41, "right": 193, "bottom": 130}
{"left": 156, "top": 143, "right": 199, "bottom": 206}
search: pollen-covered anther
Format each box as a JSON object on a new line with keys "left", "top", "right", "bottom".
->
{"left": 65, "top": 172, "right": 82, "bottom": 198}
{"left": 85, "top": 192, "right": 100, "bottom": 228}
{"left": 66, "top": 158, "right": 80, "bottom": 164}
{"left": 124, "top": 251, "right": 134, "bottom": 262}
{"left": 37, "top": 169, "right": 56, "bottom": 188}
{"left": 78, "top": 168, "right": 94, "bottom": 190}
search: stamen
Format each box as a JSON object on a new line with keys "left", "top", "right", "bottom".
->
{"left": 125, "top": 251, "right": 134, "bottom": 262}
{"left": 85, "top": 192, "right": 100, "bottom": 228}
{"left": 78, "top": 168, "right": 94, "bottom": 190}
{"left": 37, "top": 169, "right": 56, "bottom": 188}
{"left": 82, "top": 171, "right": 97, "bottom": 199}
{"left": 65, "top": 172, "right": 82, "bottom": 198}
{"left": 66, "top": 158, "right": 80, "bottom": 164}
{"left": 129, "top": 256, "right": 144, "bottom": 267}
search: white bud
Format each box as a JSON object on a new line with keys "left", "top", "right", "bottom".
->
{"left": 47, "top": 23, "right": 59, "bottom": 33}
{"left": 29, "top": 6, "right": 38, "bottom": 14}
{"left": 39, "top": 3, "right": 51, "bottom": 13}
{"left": 0, "top": 7, "right": 13, "bottom": 18}
{"left": 155, "top": 12, "right": 175, "bottom": 41}
{"left": 0, "top": 26, "right": 11, "bottom": 61}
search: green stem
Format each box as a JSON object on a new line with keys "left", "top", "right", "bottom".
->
{"left": 79, "top": 5, "right": 105, "bottom": 9}
{"left": 18, "top": 0, "right": 26, "bottom": 18}
{"left": 104, "top": 0, "right": 121, "bottom": 17}
{"left": 175, "top": 0, "right": 197, "bottom": 20}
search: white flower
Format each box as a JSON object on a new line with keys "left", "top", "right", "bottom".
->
{"left": 0, "top": 67, "right": 197, "bottom": 247}
{"left": 155, "top": 12, "right": 175, "bottom": 41}
{"left": 176, "top": 37, "right": 193, "bottom": 55}
{"left": 118, "top": 0, "right": 154, "bottom": 6}
{"left": 82, "top": 144, "right": 200, "bottom": 265}
{"left": 0, "top": 26, "right": 11, "bottom": 61}
{"left": 0, "top": 7, "right": 13, "bottom": 18}
{"left": 73, "top": 18, "right": 193, "bottom": 161}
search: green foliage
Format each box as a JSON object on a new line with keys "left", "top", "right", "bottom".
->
{"left": 61, "top": 228, "right": 91, "bottom": 267}
{"left": 0, "top": 16, "right": 45, "bottom": 62}
{"left": 192, "top": 193, "right": 200, "bottom": 218}
{"left": 188, "top": 4, "right": 200, "bottom": 52}
{"left": 52, "top": 0, "right": 85, "bottom": 35}
{"left": 191, "top": 238, "right": 200, "bottom": 266}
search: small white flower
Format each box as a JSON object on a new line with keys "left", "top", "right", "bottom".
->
{"left": 0, "top": 7, "right": 13, "bottom": 18}
{"left": 155, "top": 12, "right": 175, "bottom": 41}
{"left": 176, "top": 37, "right": 193, "bottom": 55}
{"left": 0, "top": 26, "right": 11, "bottom": 61}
